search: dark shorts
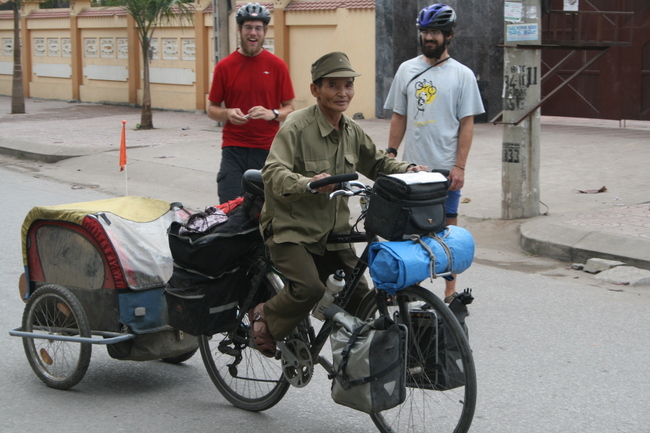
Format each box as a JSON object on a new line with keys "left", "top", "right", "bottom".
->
{"left": 217, "top": 146, "right": 269, "bottom": 204}
{"left": 446, "top": 189, "right": 461, "bottom": 218}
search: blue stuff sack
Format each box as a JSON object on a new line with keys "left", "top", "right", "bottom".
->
{"left": 368, "top": 225, "right": 475, "bottom": 294}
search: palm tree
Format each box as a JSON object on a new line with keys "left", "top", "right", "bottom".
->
{"left": 111, "top": 0, "right": 193, "bottom": 129}
{"left": 3, "top": 0, "right": 26, "bottom": 114}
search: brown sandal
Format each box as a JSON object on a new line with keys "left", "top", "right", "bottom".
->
{"left": 444, "top": 293, "right": 458, "bottom": 304}
{"left": 248, "top": 303, "right": 276, "bottom": 358}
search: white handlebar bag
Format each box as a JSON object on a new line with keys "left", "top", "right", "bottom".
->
{"left": 368, "top": 225, "right": 475, "bottom": 294}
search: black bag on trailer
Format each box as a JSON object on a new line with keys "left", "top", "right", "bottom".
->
{"left": 167, "top": 198, "right": 262, "bottom": 278}
{"left": 364, "top": 172, "right": 449, "bottom": 241}
{"left": 165, "top": 265, "right": 245, "bottom": 336}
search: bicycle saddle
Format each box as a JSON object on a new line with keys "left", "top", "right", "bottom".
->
{"left": 242, "top": 169, "right": 265, "bottom": 196}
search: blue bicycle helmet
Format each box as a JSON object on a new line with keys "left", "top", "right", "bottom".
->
{"left": 236, "top": 2, "right": 271, "bottom": 25}
{"left": 417, "top": 4, "right": 457, "bottom": 30}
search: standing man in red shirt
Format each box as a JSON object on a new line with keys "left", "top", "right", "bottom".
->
{"left": 208, "top": 2, "right": 295, "bottom": 204}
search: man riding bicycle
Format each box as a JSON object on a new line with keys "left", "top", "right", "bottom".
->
{"left": 251, "top": 52, "right": 428, "bottom": 357}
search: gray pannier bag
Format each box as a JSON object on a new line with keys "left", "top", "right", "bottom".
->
{"left": 325, "top": 306, "right": 407, "bottom": 414}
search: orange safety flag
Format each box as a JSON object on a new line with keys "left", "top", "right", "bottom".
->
{"left": 119, "top": 120, "right": 127, "bottom": 172}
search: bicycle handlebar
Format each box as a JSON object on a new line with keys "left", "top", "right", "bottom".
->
{"left": 431, "top": 168, "right": 450, "bottom": 178}
{"left": 308, "top": 170, "right": 450, "bottom": 198}
{"left": 307, "top": 173, "right": 359, "bottom": 190}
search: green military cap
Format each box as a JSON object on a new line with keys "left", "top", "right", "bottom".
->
{"left": 311, "top": 52, "right": 361, "bottom": 83}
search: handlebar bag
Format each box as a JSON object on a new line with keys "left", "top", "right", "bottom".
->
{"left": 326, "top": 306, "right": 407, "bottom": 414}
{"left": 364, "top": 172, "right": 449, "bottom": 241}
{"left": 168, "top": 202, "right": 262, "bottom": 278}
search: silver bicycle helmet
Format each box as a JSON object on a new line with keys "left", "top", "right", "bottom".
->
{"left": 417, "top": 4, "right": 457, "bottom": 30}
{"left": 236, "top": 2, "right": 271, "bottom": 25}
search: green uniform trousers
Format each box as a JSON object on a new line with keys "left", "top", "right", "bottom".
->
{"left": 263, "top": 239, "right": 369, "bottom": 340}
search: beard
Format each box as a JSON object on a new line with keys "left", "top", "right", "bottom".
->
{"left": 240, "top": 36, "right": 265, "bottom": 56}
{"left": 422, "top": 38, "right": 448, "bottom": 60}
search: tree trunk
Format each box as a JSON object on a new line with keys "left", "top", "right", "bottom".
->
{"left": 139, "top": 39, "right": 153, "bottom": 129}
{"left": 11, "top": 1, "right": 25, "bottom": 114}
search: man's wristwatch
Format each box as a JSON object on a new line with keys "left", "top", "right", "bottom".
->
{"left": 386, "top": 147, "right": 398, "bottom": 156}
{"left": 272, "top": 109, "right": 279, "bottom": 120}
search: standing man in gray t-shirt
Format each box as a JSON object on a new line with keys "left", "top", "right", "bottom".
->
{"left": 384, "top": 3, "right": 485, "bottom": 302}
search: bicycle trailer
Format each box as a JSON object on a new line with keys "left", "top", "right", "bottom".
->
{"left": 9, "top": 196, "right": 199, "bottom": 389}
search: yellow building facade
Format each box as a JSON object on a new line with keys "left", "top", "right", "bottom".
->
{"left": 0, "top": 0, "right": 377, "bottom": 118}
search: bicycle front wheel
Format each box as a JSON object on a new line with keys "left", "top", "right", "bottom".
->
{"left": 199, "top": 269, "right": 290, "bottom": 412}
{"left": 358, "top": 285, "right": 477, "bottom": 433}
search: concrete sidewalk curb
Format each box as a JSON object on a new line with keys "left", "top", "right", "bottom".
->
{"left": 0, "top": 137, "right": 113, "bottom": 163}
{"left": 520, "top": 217, "right": 650, "bottom": 270}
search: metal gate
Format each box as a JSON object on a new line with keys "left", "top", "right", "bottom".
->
{"left": 541, "top": 0, "right": 649, "bottom": 121}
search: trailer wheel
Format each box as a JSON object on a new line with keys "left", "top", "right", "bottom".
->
{"left": 22, "top": 284, "right": 92, "bottom": 390}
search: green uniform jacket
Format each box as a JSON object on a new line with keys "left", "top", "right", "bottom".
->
{"left": 260, "top": 105, "right": 411, "bottom": 255}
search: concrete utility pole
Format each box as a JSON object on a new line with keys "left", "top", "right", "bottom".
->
{"left": 213, "top": 0, "right": 231, "bottom": 65}
{"left": 501, "top": 0, "right": 542, "bottom": 219}
{"left": 211, "top": 0, "right": 230, "bottom": 126}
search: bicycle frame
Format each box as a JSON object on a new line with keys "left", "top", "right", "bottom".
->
{"left": 304, "top": 231, "right": 374, "bottom": 372}
{"left": 242, "top": 178, "right": 455, "bottom": 376}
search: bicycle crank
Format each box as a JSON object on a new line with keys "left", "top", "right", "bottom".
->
{"left": 277, "top": 338, "right": 313, "bottom": 388}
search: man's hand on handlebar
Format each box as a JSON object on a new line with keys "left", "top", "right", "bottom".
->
{"left": 406, "top": 164, "right": 429, "bottom": 173}
{"left": 309, "top": 173, "right": 335, "bottom": 194}
{"left": 307, "top": 173, "right": 360, "bottom": 195}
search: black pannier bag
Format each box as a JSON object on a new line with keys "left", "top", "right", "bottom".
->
{"left": 165, "top": 265, "right": 245, "bottom": 336}
{"left": 364, "top": 172, "right": 449, "bottom": 241}
{"left": 167, "top": 198, "right": 263, "bottom": 278}
{"left": 408, "top": 302, "right": 467, "bottom": 391}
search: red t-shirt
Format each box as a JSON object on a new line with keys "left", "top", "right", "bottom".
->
{"left": 209, "top": 49, "right": 295, "bottom": 151}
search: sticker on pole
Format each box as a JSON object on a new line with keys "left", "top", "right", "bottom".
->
{"left": 507, "top": 23, "right": 539, "bottom": 42}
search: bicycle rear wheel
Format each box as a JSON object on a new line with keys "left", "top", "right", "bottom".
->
{"left": 357, "top": 285, "right": 477, "bottom": 433}
{"left": 199, "top": 268, "right": 290, "bottom": 412}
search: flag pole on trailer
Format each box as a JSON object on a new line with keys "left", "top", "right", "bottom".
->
{"left": 119, "top": 120, "right": 128, "bottom": 196}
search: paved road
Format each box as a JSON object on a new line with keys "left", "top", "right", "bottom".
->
{"left": 2, "top": 151, "right": 650, "bottom": 433}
